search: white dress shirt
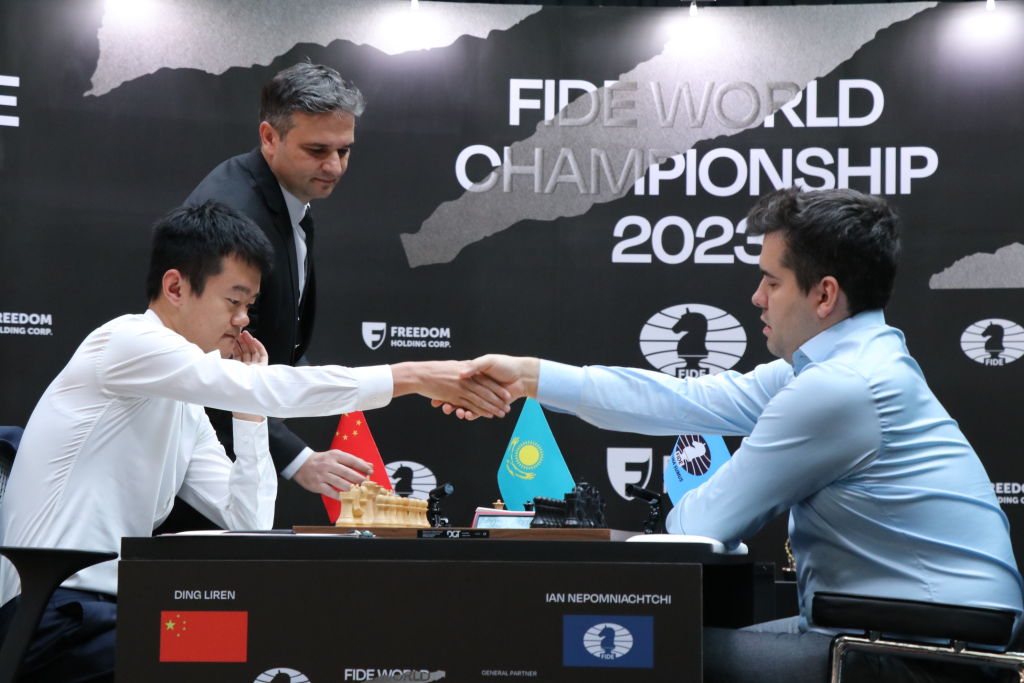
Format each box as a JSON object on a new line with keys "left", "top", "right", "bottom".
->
{"left": 0, "top": 310, "right": 393, "bottom": 598}
{"left": 280, "top": 184, "right": 310, "bottom": 298}
{"left": 279, "top": 185, "right": 316, "bottom": 477}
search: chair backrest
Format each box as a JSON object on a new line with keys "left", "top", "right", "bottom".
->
{"left": 0, "top": 427, "right": 23, "bottom": 510}
{"left": 813, "top": 591, "right": 1016, "bottom": 647}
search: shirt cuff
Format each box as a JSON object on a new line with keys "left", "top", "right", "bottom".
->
{"left": 231, "top": 417, "right": 269, "bottom": 463}
{"left": 280, "top": 447, "right": 313, "bottom": 480}
{"left": 350, "top": 365, "right": 394, "bottom": 410}
{"left": 665, "top": 504, "right": 685, "bottom": 534}
{"left": 536, "top": 359, "right": 585, "bottom": 409}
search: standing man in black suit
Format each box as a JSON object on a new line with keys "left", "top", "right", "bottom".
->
{"left": 186, "top": 62, "right": 370, "bottom": 502}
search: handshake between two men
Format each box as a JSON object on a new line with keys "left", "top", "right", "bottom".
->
{"left": 430, "top": 355, "right": 539, "bottom": 421}
{"left": 305, "top": 355, "right": 536, "bottom": 497}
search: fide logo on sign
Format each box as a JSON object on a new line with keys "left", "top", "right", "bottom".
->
{"left": 673, "top": 434, "right": 711, "bottom": 475}
{"left": 583, "top": 622, "right": 634, "bottom": 661}
{"left": 253, "top": 667, "right": 310, "bottom": 682}
{"left": 960, "top": 319, "right": 1024, "bottom": 367}
{"left": 386, "top": 460, "right": 437, "bottom": 500}
{"left": 639, "top": 304, "right": 746, "bottom": 377}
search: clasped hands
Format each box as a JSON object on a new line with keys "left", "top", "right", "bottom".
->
{"left": 428, "top": 354, "right": 539, "bottom": 421}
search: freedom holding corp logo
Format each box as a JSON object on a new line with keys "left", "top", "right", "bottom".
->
{"left": 361, "top": 321, "right": 452, "bottom": 350}
{"left": 563, "top": 615, "right": 653, "bottom": 668}
{"left": 639, "top": 304, "right": 746, "bottom": 377}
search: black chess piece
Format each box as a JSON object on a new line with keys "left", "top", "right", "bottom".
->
{"left": 567, "top": 482, "right": 607, "bottom": 528}
{"left": 530, "top": 497, "right": 567, "bottom": 528}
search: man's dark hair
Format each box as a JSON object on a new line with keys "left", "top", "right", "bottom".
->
{"left": 746, "top": 187, "right": 901, "bottom": 315}
{"left": 259, "top": 61, "right": 365, "bottom": 136}
{"left": 146, "top": 201, "right": 274, "bottom": 302}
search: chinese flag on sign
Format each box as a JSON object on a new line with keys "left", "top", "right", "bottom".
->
{"left": 158, "top": 611, "right": 247, "bottom": 662}
{"left": 321, "top": 411, "right": 392, "bottom": 523}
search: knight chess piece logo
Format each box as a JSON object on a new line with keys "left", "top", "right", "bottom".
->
{"left": 386, "top": 460, "right": 437, "bottom": 499}
{"left": 362, "top": 322, "right": 387, "bottom": 350}
{"left": 960, "top": 318, "right": 1024, "bottom": 367}
{"left": 672, "top": 435, "right": 711, "bottom": 476}
{"left": 640, "top": 304, "right": 746, "bottom": 377}
{"left": 583, "top": 622, "right": 634, "bottom": 660}
{"left": 253, "top": 667, "right": 310, "bottom": 683}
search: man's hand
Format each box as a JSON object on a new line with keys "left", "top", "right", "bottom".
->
{"left": 292, "top": 449, "right": 373, "bottom": 496}
{"left": 431, "top": 355, "right": 539, "bottom": 420}
{"left": 391, "top": 360, "right": 513, "bottom": 419}
{"left": 232, "top": 331, "right": 268, "bottom": 422}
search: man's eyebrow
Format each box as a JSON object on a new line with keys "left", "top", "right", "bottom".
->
{"left": 230, "top": 284, "right": 255, "bottom": 295}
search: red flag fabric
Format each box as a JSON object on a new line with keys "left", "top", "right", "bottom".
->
{"left": 159, "top": 610, "right": 247, "bottom": 662}
{"left": 321, "top": 411, "right": 392, "bottom": 523}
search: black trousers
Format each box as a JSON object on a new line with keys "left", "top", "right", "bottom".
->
{"left": 0, "top": 588, "right": 115, "bottom": 683}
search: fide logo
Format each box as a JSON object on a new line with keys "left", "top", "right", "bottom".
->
{"left": 639, "top": 304, "right": 746, "bottom": 377}
{"left": 386, "top": 460, "right": 437, "bottom": 499}
{"left": 672, "top": 434, "right": 711, "bottom": 475}
{"left": 253, "top": 667, "right": 310, "bottom": 682}
{"left": 960, "top": 319, "right": 1024, "bottom": 367}
{"left": 583, "top": 622, "right": 634, "bottom": 661}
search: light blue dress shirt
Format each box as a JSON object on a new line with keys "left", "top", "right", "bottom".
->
{"left": 537, "top": 310, "right": 1024, "bottom": 635}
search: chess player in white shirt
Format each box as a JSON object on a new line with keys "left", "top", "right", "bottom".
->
{"left": 0, "top": 200, "right": 510, "bottom": 683}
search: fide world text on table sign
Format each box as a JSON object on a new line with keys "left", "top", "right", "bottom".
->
{"left": 117, "top": 558, "right": 701, "bottom": 682}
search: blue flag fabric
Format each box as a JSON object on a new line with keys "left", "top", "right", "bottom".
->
{"left": 663, "top": 434, "right": 731, "bottom": 504}
{"left": 497, "top": 399, "right": 575, "bottom": 511}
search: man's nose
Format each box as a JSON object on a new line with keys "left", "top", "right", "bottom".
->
{"left": 323, "top": 151, "right": 344, "bottom": 176}
{"left": 233, "top": 309, "right": 250, "bottom": 328}
{"left": 751, "top": 283, "right": 765, "bottom": 309}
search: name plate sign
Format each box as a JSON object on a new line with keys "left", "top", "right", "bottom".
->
{"left": 118, "top": 558, "right": 702, "bottom": 682}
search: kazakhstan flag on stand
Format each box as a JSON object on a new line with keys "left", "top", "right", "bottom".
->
{"left": 498, "top": 399, "right": 576, "bottom": 511}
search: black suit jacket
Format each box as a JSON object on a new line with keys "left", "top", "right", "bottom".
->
{"left": 186, "top": 149, "right": 317, "bottom": 473}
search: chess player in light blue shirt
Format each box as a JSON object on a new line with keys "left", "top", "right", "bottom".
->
{"left": 442, "top": 188, "right": 1024, "bottom": 683}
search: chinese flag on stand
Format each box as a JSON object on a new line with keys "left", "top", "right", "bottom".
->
{"left": 321, "top": 411, "right": 392, "bottom": 523}
{"left": 159, "top": 611, "right": 247, "bottom": 662}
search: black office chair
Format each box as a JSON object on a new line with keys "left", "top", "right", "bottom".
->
{"left": 0, "top": 428, "right": 117, "bottom": 683}
{"left": 813, "top": 591, "right": 1024, "bottom": 682}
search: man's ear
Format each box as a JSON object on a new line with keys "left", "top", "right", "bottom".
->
{"left": 161, "top": 269, "right": 189, "bottom": 307}
{"left": 815, "top": 276, "right": 844, "bottom": 319}
{"left": 258, "top": 121, "right": 279, "bottom": 153}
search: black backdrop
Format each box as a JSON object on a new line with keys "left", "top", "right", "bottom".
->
{"left": 2, "top": 0, "right": 1023, "bottom": 572}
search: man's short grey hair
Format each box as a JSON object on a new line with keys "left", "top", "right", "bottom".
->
{"left": 259, "top": 62, "right": 365, "bottom": 135}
